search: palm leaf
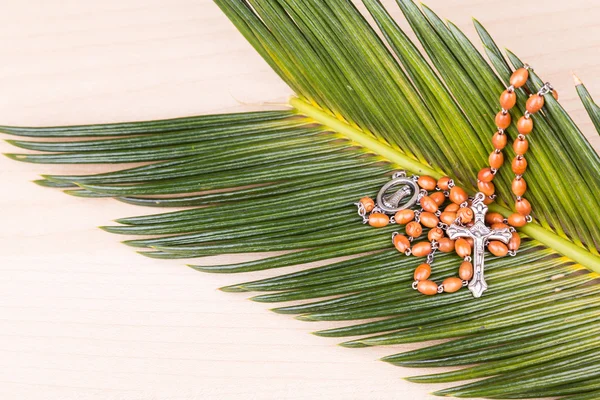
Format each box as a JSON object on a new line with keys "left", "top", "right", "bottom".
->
{"left": 3, "top": 0, "right": 600, "bottom": 398}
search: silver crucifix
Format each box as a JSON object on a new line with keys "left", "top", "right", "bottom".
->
{"left": 446, "top": 192, "right": 512, "bottom": 298}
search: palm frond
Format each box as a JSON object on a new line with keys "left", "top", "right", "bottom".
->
{"left": 576, "top": 76, "right": 600, "bottom": 135}
{"left": 3, "top": 0, "right": 600, "bottom": 398}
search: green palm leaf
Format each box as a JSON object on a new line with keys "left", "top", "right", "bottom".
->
{"left": 3, "top": 0, "right": 600, "bottom": 398}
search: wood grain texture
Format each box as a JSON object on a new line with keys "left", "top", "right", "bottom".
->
{"left": 0, "top": 1, "right": 598, "bottom": 399}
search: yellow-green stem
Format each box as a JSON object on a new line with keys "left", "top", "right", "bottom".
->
{"left": 290, "top": 97, "right": 600, "bottom": 274}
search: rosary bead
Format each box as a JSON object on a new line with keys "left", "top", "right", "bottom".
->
{"left": 495, "top": 111, "right": 512, "bottom": 129}
{"left": 508, "top": 231, "right": 521, "bottom": 251}
{"left": 510, "top": 68, "right": 529, "bottom": 88}
{"left": 485, "top": 212, "right": 504, "bottom": 225}
{"left": 437, "top": 176, "right": 452, "bottom": 191}
{"left": 508, "top": 213, "right": 527, "bottom": 227}
{"left": 489, "top": 151, "right": 504, "bottom": 169}
{"left": 466, "top": 237, "right": 474, "bottom": 248}
{"left": 516, "top": 198, "right": 532, "bottom": 216}
{"left": 552, "top": 89, "right": 559, "bottom": 101}
{"left": 478, "top": 167, "right": 495, "bottom": 183}
{"left": 428, "top": 227, "right": 444, "bottom": 241}
{"left": 420, "top": 196, "right": 439, "bottom": 213}
{"left": 492, "top": 222, "right": 510, "bottom": 230}
{"left": 459, "top": 261, "right": 474, "bottom": 280}
{"left": 420, "top": 212, "right": 439, "bottom": 228}
{"left": 394, "top": 209, "right": 415, "bottom": 225}
{"left": 513, "top": 137, "right": 529, "bottom": 155}
{"left": 443, "top": 277, "right": 464, "bottom": 293}
{"left": 492, "top": 132, "right": 507, "bottom": 150}
{"left": 483, "top": 196, "right": 495, "bottom": 205}
{"left": 488, "top": 241, "right": 509, "bottom": 257}
{"left": 517, "top": 116, "right": 533, "bottom": 135}
{"left": 438, "top": 237, "right": 455, "bottom": 253}
{"left": 440, "top": 211, "right": 457, "bottom": 225}
{"left": 414, "top": 263, "right": 432, "bottom": 280}
{"left": 360, "top": 197, "right": 375, "bottom": 213}
{"left": 445, "top": 203, "right": 460, "bottom": 213}
{"left": 393, "top": 234, "right": 411, "bottom": 253}
{"left": 512, "top": 156, "right": 528, "bottom": 175}
{"left": 417, "top": 175, "right": 438, "bottom": 191}
{"left": 430, "top": 191, "right": 446, "bottom": 206}
{"left": 406, "top": 221, "right": 423, "bottom": 238}
{"left": 368, "top": 213, "right": 390, "bottom": 228}
{"left": 457, "top": 207, "right": 474, "bottom": 224}
{"left": 455, "top": 238, "right": 472, "bottom": 258}
{"left": 412, "top": 241, "right": 432, "bottom": 257}
{"left": 500, "top": 90, "right": 517, "bottom": 109}
{"left": 417, "top": 280, "right": 438, "bottom": 295}
{"left": 449, "top": 186, "right": 468, "bottom": 205}
{"left": 477, "top": 180, "right": 495, "bottom": 197}
{"left": 526, "top": 95, "right": 545, "bottom": 113}
{"left": 512, "top": 177, "right": 527, "bottom": 197}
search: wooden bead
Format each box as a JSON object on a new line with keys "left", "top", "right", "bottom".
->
{"left": 428, "top": 227, "right": 444, "bottom": 241}
{"left": 512, "top": 156, "right": 528, "bottom": 175}
{"left": 477, "top": 180, "right": 495, "bottom": 197}
{"left": 445, "top": 203, "right": 460, "bottom": 213}
{"left": 414, "top": 263, "right": 431, "bottom": 281}
{"left": 483, "top": 195, "right": 495, "bottom": 205}
{"left": 492, "top": 222, "right": 510, "bottom": 230}
{"left": 430, "top": 191, "right": 446, "bottom": 206}
{"left": 417, "top": 175, "right": 437, "bottom": 191}
{"left": 420, "top": 212, "right": 439, "bottom": 229}
{"left": 393, "top": 234, "right": 411, "bottom": 253}
{"left": 412, "top": 241, "right": 432, "bottom": 257}
{"left": 508, "top": 232, "right": 521, "bottom": 251}
{"left": 510, "top": 68, "right": 529, "bottom": 88}
{"left": 443, "top": 277, "right": 463, "bottom": 293}
{"left": 489, "top": 151, "right": 504, "bottom": 169}
{"left": 459, "top": 261, "right": 474, "bottom": 280}
{"left": 526, "top": 95, "right": 544, "bottom": 113}
{"left": 552, "top": 89, "right": 559, "bottom": 101}
{"left": 406, "top": 221, "right": 423, "bottom": 238}
{"left": 438, "top": 237, "right": 455, "bottom": 253}
{"left": 466, "top": 237, "right": 474, "bottom": 248}
{"left": 394, "top": 209, "right": 415, "bottom": 225}
{"left": 500, "top": 90, "right": 517, "bottom": 109}
{"left": 417, "top": 280, "right": 438, "bottom": 295}
{"left": 478, "top": 168, "right": 495, "bottom": 183}
{"left": 420, "top": 196, "right": 439, "bottom": 213}
{"left": 512, "top": 177, "right": 527, "bottom": 197}
{"left": 508, "top": 213, "right": 527, "bottom": 227}
{"left": 359, "top": 197, "right": 375, "bottom": 212}
{"left": 455, "top": 238, "right": 472, "bottom": 258}
{"left": 513, "top": 137, "right": 529, "bottom": 155}
{"left": 449, "top": 186, "right": 468, "bottom": 205}
{"left": 516, "top": 198, "right": 532, "bottom": 216}
{"left": 440, "top": 211, "right": 457, "bottom": 225}
{"left": 368, "top": 213, "right": 389, "bottom": 228}
{"left": 495, "top": 111, "right": 511, "bottom": 129}
{"left": 457, "top": 207, "right": 474, "bottom": 224}
{"left": 485, "top": 212, "right": 504, "bottom": 225}
{"left": 437, "top": 176, "right": 452, "bottom": 191}
{"left": 488, "top": 240, "right": 509, "bottom": 257}
{"left": 492, "top": 132, "right": 507, "bottom": 150}
{"left": 517, "top": 116, "right": 533, "bottom": 135}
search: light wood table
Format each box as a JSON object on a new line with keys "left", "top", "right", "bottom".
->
{"left": 0, "top": 1, "right": 598, "bottom": 399}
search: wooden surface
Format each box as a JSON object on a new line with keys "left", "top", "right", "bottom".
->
{"left": 0, "top": 1, "right": 599, "bottom": 399}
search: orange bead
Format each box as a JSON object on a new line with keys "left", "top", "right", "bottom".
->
{"left": 417, "top": 280, "right": 438, "bottom": 295}
{"left": 516, "top": 198, "right": 532, "bottom": 216}
{"left": 489, "top": 151, "right": 504, "bottom": 169}
{"left": 500, "top": 90, "right": 517, "bottom": 109}
{"left": 417, "top": 175, "right": 437, "bottom": 191}
{"left": 450, "top": 186, "right": 468, "bottom": 205}
{"left": 455, "top": 238, "right": 472, "bottom": 258}
{"left": 512, "top": 177, "right": 527, "bottom": 197}
{"left": 517, "top": 116, "right": 533, "bottom": 135}
{"left": 360, "top": 197, "right": 375, "bottom": 212}
{"left": 459, "top": 261, "right": 474, "bottom": 280}
{"left": 412, "top": 241, "right": 433, "bottom": 257}
{"left": 510, "top": 68, "right": 529, "bottom": 88}
{"left": 443, "top": 277, "right": 464, "bottom": 293}
{"left": 512, "top": 156, "right": 528, "bottom": 175}
{"left": 428, "top": 227, "right": 444, "bottom": 241}
{"left": 526, "top": 95, "right": 544, "bottom": 113}
{"left": 478, "top": 180, "right": 495, "bottom": 197}
{"left": 440, "top": 211, "right": 457, "bottom": 225}
{"left": 513, "top": 137, "right": 529, "bottom": 155}
{"left": 508, "top": 232, "right": 521, "bottom": 251}
{"left": 492, "top": 222, "right": 510, "bottom": 230}
{"left": 552, "top": 89, "right": 559, "bottom": 101}
{"left": 492, "top": 131, "right": 507, "bottom": 150}
{"left": 420, "top": 212, "right": 439, "bottom": 229}
{"left": 430, "top": 191, "right": 446, "bottom": 206}
{"left": 406, "top": 221, "right": 423, "bottom": 238}
{"left": 393, "top": 234, "right": 411, "bottom": 253}
{"left": 420, "top": 196, "right": 439, "bottom": 213}
{"left": 483, "top": 196, "right": 495, "bottom": 205}
{"left": 414, "top": 263, "right": 431, "bottom": 281}
{"left": 438, "top": 237, "right": 455, "bottom": 253}
{"left": 485, "top": 212, "right": 504, "bottom": 225}
{"left": 488, "top": 241, "right": 509, "bottom": 257}
{"left": 466, "top": 237, "right": 474, "bottom": 248}
{"left": 508, "top": 213, "right": 527, "bottom": 227}
{"left": 394, "top": 209, "right": 415, "bottom": 225}
{"left": 478, "top": 167, "right": 495, "bottom": 183}
{"left": 457, "top": 207, "right": 474, "bottom": 224}
{"left": 495, "top": 111, "right": 512, "bottom": 129}
{"left": 445, "top": 203, "right": 460, "bottom": 213}
{"left": 368, "top": 212, "right": 389, "bottom": 228}
{"left": 437, "top": 176, "right": 452, "bottom": 191}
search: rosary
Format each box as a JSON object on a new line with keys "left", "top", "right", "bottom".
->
{"left": 356, "top": 65, "right": 558, "bottom": 298}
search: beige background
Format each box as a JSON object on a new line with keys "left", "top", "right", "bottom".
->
{"left": 0, "top": 1, "right": 599, "bottom": 399}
